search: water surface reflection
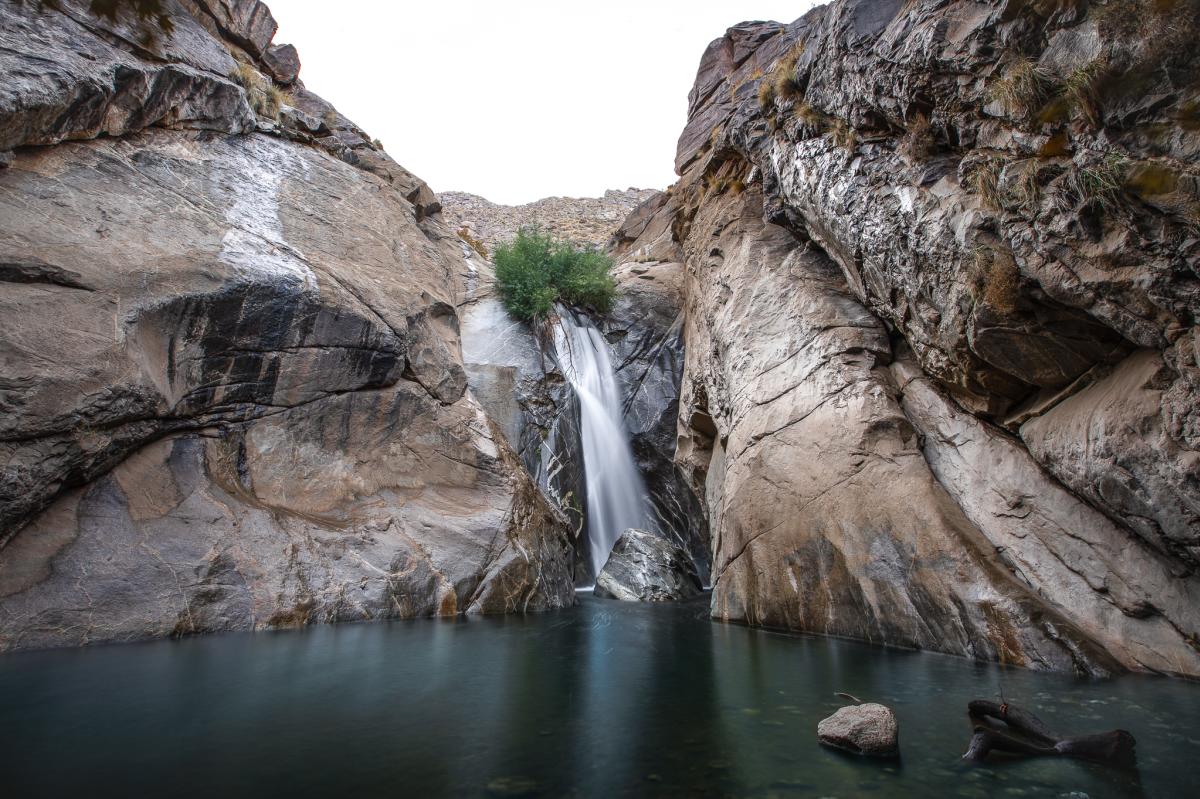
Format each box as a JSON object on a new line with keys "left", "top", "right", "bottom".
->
{"left": 0, "top": 595, "right": 1193, "bottom": 797}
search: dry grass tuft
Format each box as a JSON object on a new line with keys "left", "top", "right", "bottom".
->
{"left": 758, "top": 79, "right": 777, "bottom": 111}
{"left": 1062, "top": 59, "right": 1110, "bottom": 127}
{"left": 898, "top": 112, "right": 934, "bottom": 161}
{"left": 967, "top": 159, "right": 1005, "bottom": 211}
{"left": 830, "top": 117, "right": 857, "bottom": 149}
{"left": 1069, "top": 155, "right": 1128, "bottom": 211}
{"left": 1008, "top": 159, "right": 1043, "bottom": 212}
{"left": 989, "top": 58, "right": 1052, "bottom": 119}
{"left": 771, "top": 43, "right": 806, "bottom": 101}
{"left": 230, "top": 62, "right": 288, "bottom": 121}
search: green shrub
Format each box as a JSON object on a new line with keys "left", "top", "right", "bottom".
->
{"left": 493, "top": 228, "right": 617, "bottom": 321}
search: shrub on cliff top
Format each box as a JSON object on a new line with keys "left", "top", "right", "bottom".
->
{"left": 494, "top": 228, "right": 616, "bottom": 321}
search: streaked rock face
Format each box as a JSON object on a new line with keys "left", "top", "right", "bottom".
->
{"left": 605, "top": 198, "right": 711, "bottom": 582}
{"left": 0, "top": 0, "right": 575, "bottom": 650}
{"left": 624, "top": 0, "right": 1200, "bottom": 676}
{"left": 594, "top": 528, "right": 702, "bottom": 602}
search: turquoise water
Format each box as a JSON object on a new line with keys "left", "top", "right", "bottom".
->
{"left": 0, "top": 595, "right": 1194, "bottom": 798}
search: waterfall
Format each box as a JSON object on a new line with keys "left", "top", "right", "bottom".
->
{"left": 553, "top": 309, "right": 654, "bottom": 578}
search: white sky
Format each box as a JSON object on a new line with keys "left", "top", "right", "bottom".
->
{"left": 272, "top": 1, "right": 817, "bottom": 204}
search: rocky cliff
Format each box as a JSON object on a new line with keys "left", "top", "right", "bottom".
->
{"left": 440, "top": 188, "right": 657, "bottom": 253}
{"left": 0, "top": 0, "right": 575, "bottom": 650}
{"left": 623, "top": 0, "right": 1200, "bottom": 676}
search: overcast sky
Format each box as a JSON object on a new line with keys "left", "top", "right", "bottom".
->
{"left": 272, "top": 1, "right": 817, "bottom": 204}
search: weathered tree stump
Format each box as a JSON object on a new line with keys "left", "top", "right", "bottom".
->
{"left": 962, "top": 700, "right": 1136, "bottom": 769}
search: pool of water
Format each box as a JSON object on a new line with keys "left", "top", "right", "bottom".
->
{"left": 1, "top": 594, "right": 1195, "bottom": 798}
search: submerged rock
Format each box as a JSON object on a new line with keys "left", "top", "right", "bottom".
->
{"left": 817, "top": 704, "right": 899, "bottom": 758}
{"left": 594, "top": 529, "right": 703, "bottom": 602}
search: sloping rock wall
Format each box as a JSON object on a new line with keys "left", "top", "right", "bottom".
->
{"left": 642, "top": 0, "right": 1200, "bottom": 676}
{"left": 0, "top": 0, "right": 575, "bottom": 650}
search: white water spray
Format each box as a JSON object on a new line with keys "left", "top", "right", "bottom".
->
{"left": 553, "top": 309, "right": 653, "bottom": 578}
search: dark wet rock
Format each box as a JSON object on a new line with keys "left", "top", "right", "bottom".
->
{"left": 0, "top": 0, "right": 254, "bottom": 152}
{"left": 183, "top": 0, "right": 278, "bottom": 59}
{"left": 818, "top": 704, "right": 899, "bottom": 758}
{"left": 262, "top": 43, "right": 300, "bottom": 84}
{"left": 594, "top": 528, "right": 703, "bottom": 602}
{"left": 605, "top": 192, "right": 710, "bottom": 583}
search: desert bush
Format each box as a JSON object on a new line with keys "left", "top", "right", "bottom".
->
{"left": 974, "top": 245, "right": 1022, "bottom": 314}
{"left": 494, "top": 228, "right": 616, "bottom": 321}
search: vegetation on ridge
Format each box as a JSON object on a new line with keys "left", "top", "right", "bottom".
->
{"left": 494, "top": 228, "right": 616, "bottom": 321}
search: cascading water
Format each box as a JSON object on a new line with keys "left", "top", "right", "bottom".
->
{"left": 553, "top": 308, "right": 654, "bottom": 579}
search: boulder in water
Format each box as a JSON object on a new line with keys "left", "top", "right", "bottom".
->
{"left": 817, "top": 703, "right": 899, "bottom": 758}
{"left": 594, "top": 529, "right": 702, "bottom": 601}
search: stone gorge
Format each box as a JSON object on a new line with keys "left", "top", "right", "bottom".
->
{"left": 2, "top": 0, "right": 1199, "bottom": 687}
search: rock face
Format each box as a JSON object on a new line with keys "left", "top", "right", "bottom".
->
{"left": 459, "top": 269, "right": 590, "bottom": 581}
{"left": 593, "top": 529, "right": 703, "bottom": 602}
{"left": 454, "top": 185, "right": 710, "bottom": 585}
{"left": 440, "top": 188, "right": 658, "bottom": 252}
{"left": 605, "top": 196, "right": 711, "bottom": 582}
{"left": 622, "top": 0, "right": 1200, "bottom": 676}
{"left": 0, "top": 0, "right": 575, "bottom": 651}
{"left": 817, "top": 704, "right": 899, "bottom": 758}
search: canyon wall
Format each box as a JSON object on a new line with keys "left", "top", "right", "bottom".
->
{"left": 0, "top": 0, "right": 575, "bottom": 650}
{"left": 632, "top": 0, "right": 1200, "bottom": 676}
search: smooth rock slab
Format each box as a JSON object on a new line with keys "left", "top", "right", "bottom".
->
{"left": 594, "top": 529, "right": 702, "bottom": 602}
{"left": 817, "top": 703, "right": 899, "bottom": 758}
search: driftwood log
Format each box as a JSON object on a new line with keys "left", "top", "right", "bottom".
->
{"left": 963, "top": 700, "right": 1136, "bottom": 769}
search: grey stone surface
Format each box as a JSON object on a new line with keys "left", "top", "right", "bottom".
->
{"left": 817, "top": 703, "right": 899, "bottom": 757}
{"left": 605, "top": 193, "right": 710, "bottom": 582}
{"left": 594, "top": 529, "right": 702, "bottom": 602}
{"left": 0, "top": 0, "right": 254, "bottom": 152}
{"left": 664, "top": 182, "right": 1116, "bottom": 674}
{"left": 0, "top": 1, "right": 575, "bottom": 651}
{"left": 633, "top": 0, "right": 1200, "bottom": 677}
{"left": 262, "top": 43, "right": 300, "bottom": 84}
{"left": 459, "top": 275, "right": 589, "bottom": 581}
